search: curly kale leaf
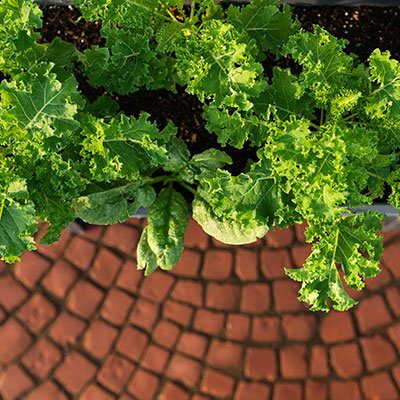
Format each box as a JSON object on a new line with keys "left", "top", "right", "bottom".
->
{"left": 163, "top": 138, "right": 191, "bottom": 173}
{"left": 283, "top": 26, "right": 354, "bottom": 107}
{"left": 156, "top": 21, "right": 186, "bottom": 53}
{"left": 387, "top": 167, "right": 400, "bottom": 208}
{"left": 196, "top": 164, "right": 280, "bottom": 232}
{"left": 226, "top": 0, "right": 299, "bottom": 55}
{"left": 176, "top": 20, "right": 265, "bottom": 111}
{"left": 78, "top": 113, "right": 174, "bottom": 181}
{"left": 253, "top": 67, "right": 315, "bottom": 122}
{"left": 192, "top": 195, "right": 268, "bottom": 245}
{"left": 0, "top": 0, "right": 42, "bottom": 74}
{"left": 260, "top": 119, "right": 346, "bottom": 222}
{"left": 365, "top": 49, "right": 400, "bottom": 147}
{"left": 204, "top": 104, "right": 268, "bottom": 148}
{"left": 0, "top": 72, "right": 82, "bottom": 134}
{"left": 74, "top": 0, "right": 161, "bottom": 30}
{"left": 286, "top": 212, "right": 384, "bottom": 311}
{"left": 82, "top": 27, "right": 174, "bottom": 94}
{"left": 12, "top": 33, "right": 80, "bottom": 82}
{"left": 259, "top": 117, "right": 390, "bottom": 224}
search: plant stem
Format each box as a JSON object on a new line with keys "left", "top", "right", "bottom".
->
{"left": 177, "top": 180, "right": 198, "bottom": 197}
{"left": 189, "top": 0, "right": 197, "bottom": 23}
{"left": 144, "top": 175, "right": 171, "bottom": 185}
{"left": 308, "top": 121, "right": 320, "bottom": 130}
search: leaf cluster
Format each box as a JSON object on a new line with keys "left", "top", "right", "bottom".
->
{"left": 0, "top": 0, "right": 399, "bottom": 311}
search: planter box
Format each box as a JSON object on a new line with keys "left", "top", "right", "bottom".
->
{"left": 33, "top": 0, "right": 400, "bottom": 232}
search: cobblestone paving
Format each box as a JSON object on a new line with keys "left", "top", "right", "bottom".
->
{"left": 0, "top": 218, "right": 399, "bottom": 399}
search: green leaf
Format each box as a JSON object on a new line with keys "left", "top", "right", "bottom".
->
{"left": 127, "top": 185, "right": 156, "bottom": 216}
{"left": 74, "top": 0, "right": 160, "bottom": 30}
{"left": 366, "top": 49, "right": 400, "bottom": 146}
{"left": 259, "top": 119, "right": 350, "bottom": 223}
{"left": 204, "top": 104, "right": 265, "bottom": 148}
{"left": 203, "top": 3, "right": 224, "bottom": 22}
{"left": 12, "top": 34, "right": 80, "bottom": 82}
{"left": 192, "top": 195, "right": 268, "bottom": 245}
{"left": 156, "top": 21, "right": 185, "bottom": 53}
{"left": 0, "top": 74, "right": 81, "bottom": 132}
{"left": 254, "top": 67, "right": 314, "bottom": 121}
{"left": 36, "top": 193, "right": 76, "bottom": 245}
{"left": 146, "top": 186, "right": 189, "bottom": 270}
{"left": 189, "top": 148, "right": 232, "bottom": 180}
{"left": 286, "top": 212, "right": 384, "bottom": 311}
{"left": 79, "top": 112, "right": 171, "bottom": 181}
{"left": 0, "top": 0, "right": 42, "bottom": 31}
{"left": 7, "top": 179, "right": 29, "bottom": 200}
{"left": 0, "top": 198, "right": 37, "bottom": 263}
{"left": 164, "top": 138, "right": 190, "bottom": 173}
{"left": 176, "top": 20, "right": 264, "bottom": 110}
{"left": 73, "top": 182, "right": 156, "bottom": 225}
{"left": 137, "top": 226, "right": 159, "bottom": 275}
{"left": 179, "top": 148, "right": 233, "bottom": 183}
{"left": 388, "top": 168, "right": 400, "bottom": 208}
{"left": 104, "top": 113, "right": 170, "bottom": 175}
{"left": 197, "top": 166, "right": 280, "bottom": 230}
{"left": 0, "top": 0, "right": 43, "bottom": 76}
{"left": 83, "top": 27, "right": 159, "bottom": 94}
{"left": 85, "top": 95, "right": 119, "bottom": 119}
{"left": 283, "top": 26, "right": 354, "bottom": 107}
{"left": 227, "top": 0, "right": 299, "bottom": 54}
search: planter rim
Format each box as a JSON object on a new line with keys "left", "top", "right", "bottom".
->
{"left": 34, "top": 0, "right": 400, "bottom": 6}
{"left": 133, "top": 203, "right": 400, "bottom": 217}
{"left": 130, "top": 203, "right": 400, "bottom": 231}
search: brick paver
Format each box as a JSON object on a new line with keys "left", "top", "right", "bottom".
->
{"left": 0, "top": 364, "right": 34, "bottom": 400}
{"left": 0, "top": 220, "right": 399, "bottom": 399}
{"left": 22, "top": 337, "right": 62, "bottom": 379}
{"left": 97, "top": 353, "right": 135, "bottom": 394}
{"left": 226, "top": 313, "right": 250, "bottom": 342}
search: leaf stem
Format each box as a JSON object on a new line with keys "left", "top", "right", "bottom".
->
{"left": 327, "top": 227, "right": 340, "bottom": 290}
{"left": 158, "top": 0, "right": 182, "bottom": 24}
{"left": 308, "top": 121, "right": 320, "bottom": 130}
{"left": 341, "top": 112, "right": 358, "bottom": 122}
{"left": 0, "top": 198, "right": 5, "bottom": 221}
{"left": 166, "top": 8, "right": 180, "bottom": 24}
{"left": 367, "top": 171, "right": 384, "bottom": 180}
{"left": 332, "top": 228, "right": 340, "bottom": 265}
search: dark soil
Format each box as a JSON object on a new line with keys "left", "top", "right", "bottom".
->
{"left": 27, "top": 4, "right": 400, "bottom": 175}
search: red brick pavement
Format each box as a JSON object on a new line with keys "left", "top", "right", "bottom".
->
{"left": 0, "top": 218, "right": 399, "bottom": 399}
